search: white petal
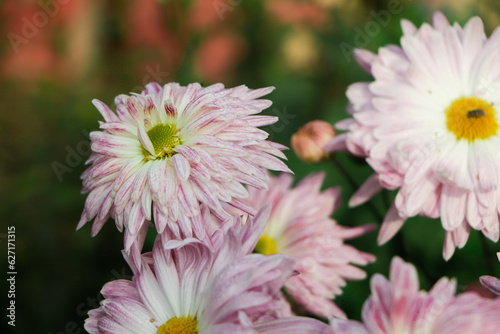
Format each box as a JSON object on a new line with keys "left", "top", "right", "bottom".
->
{"left": 173, "top": 154, "right": 191, "bottom": 181}
{"left": 137, "top": 126, "right": 155, "bottom": 156}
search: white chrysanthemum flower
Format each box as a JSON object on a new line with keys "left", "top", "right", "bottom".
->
{"left": 331, "top": 12, "right": 500, "bottom": 259}
{"left": 330, "top": 257, "right": 500, "bottom": 334}
{"left": 85, "top": 207, "right": 332, "bottom": 334}
{"left": 242, "top": 173, "right": 375, "bottom": 319}
{"left": 78, "top": 82, "right": 290, "bottom": 250}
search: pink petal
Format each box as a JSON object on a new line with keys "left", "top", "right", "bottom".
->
{"left": 378, "top": 204, "right": 406, "bottom": 245}
{"left": 440, "top": 185, "right": 467, "bottom": 231}
{"left": 324, "top": 134, "right": 348, "bottom": 153}
{"left": 137, "top": 126, "right": 155, "bottom": 156}
{"left": 92, "top": 99, "right": 118, "bottom": 122}
{"left": 480, "top": 275, "right": 500, "bottom": 296}
{"left": 349, "top": 174, "right": 383, "bottom": 207}
{"left": 354, "top": 49, "right": 377, "bottom": 74}
{"left": 442, "top": 231, "right": 456, "bottom": 261}
{"left": 400, "top": 19, "right": 417, "bottom": 36}
{"left": 432, "top": 11, "right": 450, "bottom": 31}
{"left": 172, "top": 154, "right": 191, "bottom": 181}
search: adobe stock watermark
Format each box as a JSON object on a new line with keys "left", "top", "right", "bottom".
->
{"left": 48, "top": 267, "right": 132, "bottom": 334}
{"left": 474, "top": 76, "right": 500, "bottom": 102}
{"left": 52, "top": 130, "right": 91, "bottom": 183}
{"left": 213, "top": 0, "right": 243, "bottom": 22}
{"left": 339, "top": 0, "right": 411, "bottom": 64}
{"left": 266, "top": 106, "right": 296, "bottom": 141}
{"left": 7, "top": 0, "right": 73, "bottom": 54}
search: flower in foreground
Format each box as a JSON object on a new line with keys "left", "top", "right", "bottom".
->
{"left": 480, "top": 252, "right": 500, "bottom": 296}
{"left": 85, "top": 207, "right": 332, "bottom": 334}
{"left": 331, "top": 12, "right": 500, "bottom": 259}
{"left": 330, "top": 257, "right": 500, "bottom": 334}
{"left": 78, "top": 82, "right": 290, "bottom": 250}
{"left": 242, "top": 172, "right": 375, "bottom": 319}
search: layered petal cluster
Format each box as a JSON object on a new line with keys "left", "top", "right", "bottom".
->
{"left": 480, "top": 252, "right": 500, "bottom": 296}
{"left": 78, "top": 82, "right": 290, "bottom": 250}
{"left": 332, "top": 12, "right": 500, "bottom": 259}
{"left": 85, "top": 208, "right": 331, "bottom": 333}
{"left": 330, "top": 257, "right": 500, "bottom": 334}
{"left": 242, "top": 173, "right": 375, "bottom": 319}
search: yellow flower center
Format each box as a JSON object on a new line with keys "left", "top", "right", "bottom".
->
{"left": 143, "top": 124, "right": 180, "bottom": 160}
{"left": 445, "top": 97, "right": 498, "bottom": 141}
{"left": 156, "top": 316, "right": 198, "bottom": 334}
{"left": 255, "top": 235, "right": 278, "bottom": 256}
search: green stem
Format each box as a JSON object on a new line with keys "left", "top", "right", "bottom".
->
{"left": 330, "top": 155, "right": 384, "bottom": 223}
{"left": 330, "top": 155, "right": 437, "bottom": 284}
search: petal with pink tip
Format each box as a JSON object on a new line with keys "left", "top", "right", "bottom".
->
{"left": 378, "top": 204, "right": 406, "bottom": 245}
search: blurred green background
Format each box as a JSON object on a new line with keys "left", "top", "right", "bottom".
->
{"left": 1, "top": 0, "right": 500, "bottom": 332}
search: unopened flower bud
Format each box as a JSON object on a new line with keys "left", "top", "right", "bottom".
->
{"left": 291, "top": 120, "right": 335, "bottom": 163}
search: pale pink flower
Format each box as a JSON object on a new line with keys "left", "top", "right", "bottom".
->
{"left": 85, "top": 207, "right": 331, "bottom": 333}
{"left": 330, "top": 12, "right": 500, "bottom": 259}
{"left": 480, "top": 252, "right": 500, "bottom": 296}
{"left": 330, "top": 257, "right": 500, "bottom": 334}
{"left": 241, "top": 172, "right": 375, "bottom": 319}
{"left": 78, "top": 82, "right": 290, "bottom": 250}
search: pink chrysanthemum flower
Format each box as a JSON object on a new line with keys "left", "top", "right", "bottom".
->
{"left": 480, "top": 252, "right": 500, "bottom": 296}
{"left": 330, "top": 257, "right": 500, "bottom": 334}
{"left": 84, "top": 207, "right": 331, "bottom": 334}
{"left": 241, "top": 173, "right": 375, "bottom": 319}
{"left": 330, "top": 12, "right": 500, "bottom": 259}
{"left": 78, "top": 82, "right": 290, "bottom": 249}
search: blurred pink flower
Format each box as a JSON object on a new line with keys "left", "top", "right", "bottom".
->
{"left": 266, "top": 0, "right": 329, "bottom": 28}
{"left": 2, "top": 0, "right": 98, "bottom": 82}
{"left": 291, "top": 120, "right": 336, "bottom": 163}
{"left": 85, "top": 207, "right": 332, "bottom": 333}
{"left": 78, "top": 82, "right": 290, "bottom": 251}
{"left": 330, "top": 257, "right": 500, "bottom": 334}
{"left": 188, "top": 0, "right": 226, "bottom": 31}
{"left": 195, "top": 31, "right": 247, "bottom": 83}
{"left": 332, "top": 12, "right": 500, "bottom": 260}
{"left": 126, "top": 0, "right": 183, "bottom": 70}
{"left": 1, "top": 1, "right": 58, "bottom": 81}
{"left": 2, "top": 39, "right": 57, "bottom": 81}
{"left": 242, "top": 173, "right": 375, "bottom": 319}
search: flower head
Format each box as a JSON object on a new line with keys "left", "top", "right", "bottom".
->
{"left": 242, "top": 172, "right": 375, "bottom": 319}
{"left": 334, "top": 12, "right": 500, "bottom": 259}
{"left": 85, "top": 207, "right": 331, "bottom": 333}
{"left": 291, "top": 120, "right": 335, "bottom": 163}
{"left": 330, "top": 257, "right": 500, "bottom": 334}
{"left": 78, "top": 82, "right": 291, "bottom": 250}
